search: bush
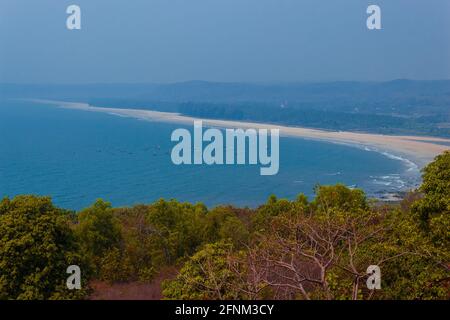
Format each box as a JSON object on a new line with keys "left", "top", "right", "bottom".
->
{"left": 0, "top": 195, "right": 85, "bottom": 299}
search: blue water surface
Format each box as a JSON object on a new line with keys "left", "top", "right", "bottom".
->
{"left": 0, "top": 100, "right": 419, "bottom": 210}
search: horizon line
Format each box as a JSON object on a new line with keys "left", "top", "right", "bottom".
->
{"left": 1, "top": 78, "right": 450, "bottom": 87}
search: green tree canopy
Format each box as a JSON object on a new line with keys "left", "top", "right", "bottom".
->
{"left": 0, "top": 195, "right": 83, "bottom": 299}
{"left": 162, "top": 242, "right": 244, "bottom": 300}
{"left": 412, "top": 151, "right": 450, "bottom": 248}
{"left": 74, "top": 199, "right": 122, "bottom": 276}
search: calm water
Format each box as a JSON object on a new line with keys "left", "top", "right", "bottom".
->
{"left": 0, "top": 100, "right": 420, "bottom": 210}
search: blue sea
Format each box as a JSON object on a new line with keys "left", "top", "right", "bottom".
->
{"left": 0, "top": 100, "right": 421, "bottom": 210}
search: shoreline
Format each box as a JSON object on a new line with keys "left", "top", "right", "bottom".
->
{"left": 30, "top": 99, "right": 450, "bottom": 170}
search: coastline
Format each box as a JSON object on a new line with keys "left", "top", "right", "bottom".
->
{"left": 31, "top": 99, "right": 450, "bottom": 170}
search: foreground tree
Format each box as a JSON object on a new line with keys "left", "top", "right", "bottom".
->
{"left": 162, "top": 242, "right": 246, "bottom": 300}
{"left": 412, "top": 151, "right": 450, "bottom": 249}
{"left": 0, "top": 196, "right": 84, "bottom": 299}
{"left": 253, "top": 203, "right": 448, "bottom": 299}
{"left": 163, "top": 180, "right": 449, "bottom": 300}
{"left": 74, "top": 199, "right": 122, "bottom": 280}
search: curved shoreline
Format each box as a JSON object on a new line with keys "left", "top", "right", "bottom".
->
{"left": 30, "top": 99, "right": 450, "bottom": 169}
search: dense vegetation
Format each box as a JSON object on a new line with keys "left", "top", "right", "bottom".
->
{"left": 175, "top": 101, "right": 450, "bottom": 137}
{"left": 0, "top": 151, "right": 449, "bottom": 300}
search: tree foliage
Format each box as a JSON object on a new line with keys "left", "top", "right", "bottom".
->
{"left": 0, "top": 196, "right": 84, "bottom": 299}
{"left": 74, "top": 199, "right": 122, "bottom": 279}
{"left": 163, "top": 181, "right": 449, "bottom": 300}
{"left": 412, "top": 151, "right": 450, "bottom": 249}
{"left": 1, "top": 152, "right": 449, "bottom": 300}
{"left": 162, "top": 242, "right": 245, "bottom": 300}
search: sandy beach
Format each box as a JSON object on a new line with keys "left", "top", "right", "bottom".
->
{"left": 33, "top": 99, "right": 450, "bottom": 168}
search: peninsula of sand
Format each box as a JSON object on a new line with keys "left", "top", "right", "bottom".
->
{"left": 33, "top": 99, "right": 450, "bottom": 168}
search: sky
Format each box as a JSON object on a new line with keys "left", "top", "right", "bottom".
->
{"left": 0, "top": 0, "right": 449, "bottom": 84}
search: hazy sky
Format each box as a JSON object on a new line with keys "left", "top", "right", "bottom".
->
{"left": 0, "top": 0, "right": 449, "bottom": 83}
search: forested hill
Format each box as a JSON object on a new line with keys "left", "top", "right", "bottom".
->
{"left": 2, "top": 80, "right": 450, "bottom": 137}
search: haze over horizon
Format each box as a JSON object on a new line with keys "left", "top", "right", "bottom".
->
{"left": 2, "top": 79, "right": 450, "bottom": 86}
{"left": 1, "top": 0, "right": 449, "bottom": 84}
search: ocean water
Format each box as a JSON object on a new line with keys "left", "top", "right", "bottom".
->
{"left": 0, "top": 100, "right": 421, "bottom": 210}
